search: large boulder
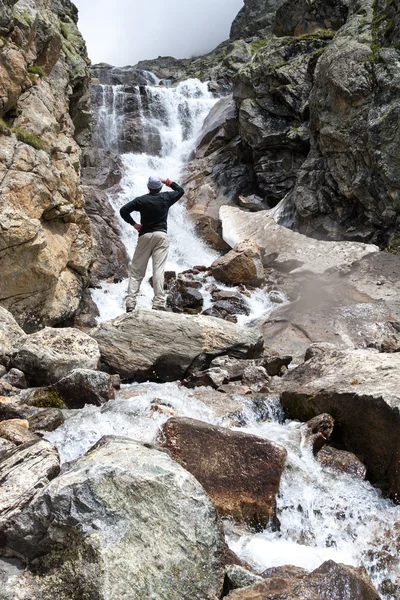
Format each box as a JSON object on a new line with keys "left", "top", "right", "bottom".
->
{"left": 226, "top": 560, "right": 380, "bottom": 599}
{"left": 12, "top": 328, "right": 100, "bottom": 385}
{"left": 0, "top": 307, "right": 26, "bottom": 368}
{"left": 2, "top": 436, "right": 225, "bottom": 600}
{"left": 160, "top": 417, "right": 287, "bottom": 529}
{"left": 90, "top": 309, "right": 264, "bottom": 381}
{"left": 276, "top": 344, "right": 400, "bottom": 497}
{"left": 211, "top": 240, "right": 264, "bottom": 287}
{"left": 51, "top": 368, "right": 116, "bottom": 408}
{"left": 0, "top": 439, "right": 60, "bottom": 528}
{"left": 196, "top": 95, "right": 238, "bottom": 158}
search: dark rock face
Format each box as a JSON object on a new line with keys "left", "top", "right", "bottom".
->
{"left": 291, "top": 1, "right": 400, "bottom": 245}
{"left": 226, "top": 560, "right": 381, "bottom": 599}
{"left": 230, "top": 0, "right": 283, "bottom": 40}
{"left": 160, "top": 417, "right": 287, "bottom": 529}
{"left": 273, "top": 0, "right": 349, "bottom": 37}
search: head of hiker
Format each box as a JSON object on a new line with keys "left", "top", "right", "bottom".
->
{"left": 147, "top": 175, "right": 163, "bottom": 194}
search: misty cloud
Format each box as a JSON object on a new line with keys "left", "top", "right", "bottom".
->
{"left": 74, "top": 0, "right": 244, "bottom": 66}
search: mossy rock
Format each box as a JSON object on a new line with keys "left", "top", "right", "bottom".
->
{"left": 24, "top": 388, "right": 66, "bottom": 409}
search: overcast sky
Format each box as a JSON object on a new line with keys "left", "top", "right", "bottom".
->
{"left": 73, "top": 0, "right": 244, "bottom": 66}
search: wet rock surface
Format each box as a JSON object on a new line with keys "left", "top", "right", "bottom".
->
{"left": 316, "top": 446, "right": 367, "bottom": 480}
{"left": 226, "top": 560, "right": 381, "bottom": 599}
{"left": 90, "top": 309, "right": 264, "bottom": 381}
{"left": 160, "top": 417, "right": 287, "bottom": 529}
{"left": 277, "top": 344, "right": 400, "bottom": 496}
{"left": 2, "top": 436, "right": 225, "bottom": 600}
{"left": 12, "top": 328, "right": 101, "bottom": 386}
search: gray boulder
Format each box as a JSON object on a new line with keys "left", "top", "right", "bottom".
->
{"left": 51, "top": 368, "right": 116, "bottom": 408}
{"left": 0, "top": 307, "right": 26, "bottom": 368}
{"left": 2, "top": 436, "right": 225, "bottom": 600}
{"left": 0, "top": 439, "right": 60, "bottom": 528}
{"left": 90, "top": 309, "right": 263, "bottom": 381}
{"left": 196, "top": 95, "right": 238, "bottom": 158}
{"left": 0, "top": 369, "right": 27, "bottom": 389}
{"left": 12, "top": 328, "right": 101, "bottom": 385}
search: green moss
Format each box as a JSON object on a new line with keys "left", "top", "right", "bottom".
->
{"left": 0, "top": 118, "right": 11, "bottom": 135}
{"left": 0, "top": 34, "right": 8, "bottom": 46}
{"left": 251, "top": 38, "right": 267, "bottom": 54}
{"left": 311, "top": 46, "right": 327, "bottom": 59}
{"left": 28, "top": 65, "right": 45, "bottom": 77}
{"left": 12, "top": 126, "right": 43, "bottom": 150}
{"left": 291, "top": 28, "right": 336, "bottom": 43}
{"left": 27, "top": 389, "right": 66, "bottom": 409}
{"left": 384, "top": 238, "right": 400, "bottom": 254}
{"left": 13, "top": 8, "right": 33, "bottom": 26}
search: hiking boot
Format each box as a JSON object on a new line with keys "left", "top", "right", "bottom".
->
{"left": 152, "top": 305, "right": 167, "bottom": 312}
{"left": 126, "top": 305, "right": 135, "bottom": 313}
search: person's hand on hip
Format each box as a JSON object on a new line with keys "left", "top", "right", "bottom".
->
{"left": 133, "top": 223, "right": 142, "bottom": 232}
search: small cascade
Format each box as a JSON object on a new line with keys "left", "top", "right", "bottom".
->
{"left": 92, "top": 84, "right": 125, "bottom": 151}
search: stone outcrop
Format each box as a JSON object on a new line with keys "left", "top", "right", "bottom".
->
{"left": 12, "top": 327, "right": 100, "bottom": 385}
{"left": 0, "top": 439, "right": 60, "bottom": 528}
{"left": 277, "top": 343, "right": 400, "bottom": 497}
{"left": 0, "top": 0, "right": 93, "bottom": 331}
{"left": 230, "top": 0, "right": 282, "bottom": 40}
{"left": 51, "top": 368, "right": 116, "bottom": 408}
{"left": 160, "top": 417, "right": 287, "bottom": 529}
{"left": 90, "top": 309, "right": 264, "bottom": 381}
{"left": 2, "top": 436, "right": 225, "bottom": 600}
{"left": 211, "top": 240, "right": 264, "bottom": 286}
{"left": 226, "top": 560, "right": 380, "bottom": 599}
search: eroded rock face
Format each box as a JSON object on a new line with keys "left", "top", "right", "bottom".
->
{"left": 0, "top": 0, "right": 93, "bottom": 330}
{"left": 226, "top": 560, "right": 380, "bottom": 599}
{"left": 0, "top": 439, "right": 60, "bottom": 529}
{"left": 291, "top": 0, "right": 400, "bottom": 245}
{"left": 277, "top": 344, "right": 400, "bottom": 496}
{"left": 12, "top": 328, "right": 100, "bottom": 386}
{"left": 90, "top": 309, "right": 263, "bottom": 381}
{"left": 161, "top": 417, "right": 287, "bottom": 529}
{"left": 2, "top": 436, "right": 225, "bottom": 600}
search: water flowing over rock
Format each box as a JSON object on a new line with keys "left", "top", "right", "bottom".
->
{"left": 161, "top": 417, "right": 287, "bottom": 529}
{"left": 12, "top": 327, "right": 100, "bottom": 386}
{"left": 0, "top": 0, "right": 93, "bottom": 330}
{"left": 90, "top": 309, "right": 264, "bottom": 382}
{"left": 2, "top": 436, "right": 225, "bottom": 600}
{"left": 277, "top": 344, "right": 400, "bottom": 497}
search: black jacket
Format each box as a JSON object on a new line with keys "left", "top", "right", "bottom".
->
{"left": 119, "top": 182, "right": 185, "bottom": 237}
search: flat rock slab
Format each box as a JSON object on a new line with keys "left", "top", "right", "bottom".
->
{"left": 276, "top": 344, "right": 400, "bottom": 496}
{"left": 0, "top": 439, "right": 60, "bottom": 527}
{"left": 2, "top": 436, "right": 225, "bottom": 600}
{"left": 12, "top": 328, "right": 100, "bottom": 386}
{"left": 226, "top": 560, "right": 380, "bottom": 599}
{"left": 160, "top": 417, "right": 287, "bottom": 529}
{"left": 90, "top": 309, "right": 264, "bottom": 381}
{"left": 220, "top": 206, "right": 378, "bottom": 275}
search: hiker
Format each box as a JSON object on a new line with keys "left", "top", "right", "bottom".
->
{"left": 119, "top": 175, "right": 185, "bottom": 312}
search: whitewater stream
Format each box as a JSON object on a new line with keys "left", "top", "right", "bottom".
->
{"left": 47, "top": 75, "right": 400, "bottom": 598}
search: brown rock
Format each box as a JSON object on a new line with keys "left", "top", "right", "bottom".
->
{"left": 211, "top": 240, "right": 264, "bottom": 287}
{"left": 160, "top": 417, "right": 287, "bottom": 530}
{"left": 227, "top": 562, "right": 380, "bottom": 599}
{"left": 28, "top": 408, "right": 65, "bottom": 434}
{"left": 0, "top": 418, "right": 28, "bottom": 429}
{"left": 261, "top": 565, "right": 308, "bottom": 580}
{"left": 300, "top": 414, "right": 335, "bottom": 453}
{"left": 316, "top": 446, "right": 367, "bottom": 480}
{"left": 0, "top": 421, "right": 39, "bottom": 445}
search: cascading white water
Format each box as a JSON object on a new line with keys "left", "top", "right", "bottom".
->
{"left": 46, "top": 386, "right": 400, "bottom": 598}
{"left": 93, "top": 84, "right": 125, "bottom": 152}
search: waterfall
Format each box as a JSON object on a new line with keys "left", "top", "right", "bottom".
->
{"left": 92, "top": 84, "right": 125, "bottom": 152}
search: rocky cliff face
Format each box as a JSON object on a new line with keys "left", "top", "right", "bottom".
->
{"left": 0, "top": 0, "right": 93, "bottom": 332}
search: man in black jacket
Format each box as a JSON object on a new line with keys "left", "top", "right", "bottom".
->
{"left": 119, "top": 175, "right": 185, "bottom": 312}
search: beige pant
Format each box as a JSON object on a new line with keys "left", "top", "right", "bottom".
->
{"left": 126, "top": 231, "right": 170, "bottom": 309}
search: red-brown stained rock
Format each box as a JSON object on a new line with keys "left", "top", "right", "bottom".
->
{"left": 160, "top": 417, "right": 287, "bottom": 530}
